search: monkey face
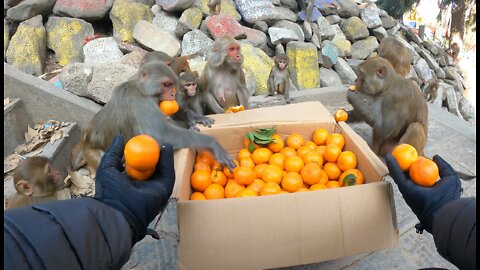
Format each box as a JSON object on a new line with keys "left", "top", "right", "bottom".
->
{"left": 277, "top": 60, "right": 288, "bottom": 70}
{"left": 159, "top": 80, "right": 177, "bottom": 102}
{"left": 226, "top": 43, "right": 243, "bottom": 68}
{"left": 184, "top": 82, "right": 197, "bottom": 97}
{"left": 355, "top": 57, "right": 392, "bottom": 96}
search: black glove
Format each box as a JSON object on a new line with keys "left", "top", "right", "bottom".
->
{"left": 385, "top": 154, "right": 462, "bottom": 234}
{"left": 94, "top": 135, "right": 175, "bottom": 245}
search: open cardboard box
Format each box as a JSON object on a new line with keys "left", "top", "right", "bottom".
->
{"left": 172, "top": 102, "right": 398, "bottom": 270}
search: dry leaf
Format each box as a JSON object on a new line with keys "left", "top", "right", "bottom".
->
{"left": 69, "top": 170, "right": 94, "bottom": 189}
{"left": 24, "top": 148, "right": 43, "bottom": 158}
{"left": 25, "top": 126, "right": 38, "bottom": 142}
{"left": 14, "top": 145, "right": 29, "bottom": 155}
{"left": 50, "top": 130, "right": 63, "bottom": 144}
{"left": 55, "top": 189, "right": 72, "bottom": 200}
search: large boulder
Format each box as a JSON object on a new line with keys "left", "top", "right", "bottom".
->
{"left": 333, "top": 57, "right": 357, "bottom": 85}
{"left": 239, "top": 41, "right": 274, "bottom": 95}
{"left": 6, "top": 0, "right": 56, "bottom": 22}
{"left": 133, "top": 20, "right": 181, "bottom": 56}
{"left": 286, "top": 41, "right": 320, "bottom": 90}
{"left": 53, "top": 0, "right": 115, "bottom": 21}
{"left": 340, "top": 17, "right": 369, "bottom": 43}
{"left": 350, "top": 36, "right": 379, "bottom": 60}
{"left": 109, "top": 0, "right": 153, "bottom": 43}
{"left": 320, "top": 67, "right": 343, "bottom": 87}
{"left": 181, "top": 29, "right": 214, "bottom": 55}
{"left": 175, "top": 7, "right": 203, "bottom": 37}
{"left": 83, "top": 37, "right": 124, "bottom": 64}
{"left": 205, "top": 14, "right": 246, "bottom": 39}
{"left": 156, "top": 0, "right": 196, "bottom": 12}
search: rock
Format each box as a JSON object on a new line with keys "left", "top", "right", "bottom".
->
{"left": 205, "top": 14, "right": 246, "bottom": 40}
{"left": 53, "top": 0, "right": 115, "bottom": 21}
{"left": 280, "top": 0, "right": 298, "bottom": 10}
{"left": 181, "top": 29, "right": 214, "bottom": 55}
{"left": 218, "top": 0, "right": 242, "bottom": 21}
{"left": 4, "top": 19, "right": 9, "bottom": 56}
{"left": 5, "top": 15, "right": 46, "bottom": 76}
{"left": 325, "top": 14, "right": 341, "bottom": 25}
{"left": 423, "top": 40, "right": 438, "bottom": 55}
{"left": 242, "top": 26, "right": 268, "bottom": 49}
{"left": 275, "top": 44, "right": 285, "bottom": 54}
{"left": 297, "top": 7, "right": 322, "bottom": 22}
{"left": 360, "top": 5, "right": 381, "bottom": 28}
{"left": 83, "top": 37, "right": 124, "bottom": 64}
{"left": 407, "top": 66, "right": 420, "bottom": 84}
{"left": 152, "top": 10, "right": 179, "bottom": 36}
{"left": 392, "top": 34, "right": 416, "bottom": 63}
{"left": 133, "top": 20, "right": 181, "bottom": 56}
{"left": 443, "top": 66, "right": 456, "bottom": 80}
{"left": 188, "top": 58, "right": 207, "bottom": 76}
{"left": 434, "top": 50, "right": 448, "bottom": 67}
{"left": 286, "top": 41, "right": 320, "bottom": 90}
{"left": 386, "top": 23, "right": 401, "bottom": 35}
{"left": 346, "top": 58, "right": 363, "bottom": 76}
{"left": 430, "top": 82, "right": 446, "bottom": 106}
{"left": 370, "top": 26, "right": 387, "bottom": 42}
{"left": 350, "top": 36, "right": 378, "bottom": 60}
{"left": 331, "top": 24, "right": 346, "bottom": 39}
{"left": 340, "top": 17, "right": 369, "bottom": 42}
{"left": 442, "top": 83, "right": 462, "bottom": 116}
{"left": 253, "top": 20, "right": 269, "bottom": 33}
{"left": 118, "top": 42, "right": 148, "bottom": 56}
{"left": 434, "top": 68, "right": 445, "bottom": 80}
{"left": 301, "top": 21, "right": 312, "bottom": 41}
{"left": 239, "top": 41, "right": 274, "bottom": 95}
{"left": 381, "top": 16, "right": 396, "bottom": 29}
{"left": 45, "top": 16, "right": 94, "bottom": 67}
{"left": 333, "top": 57, "right": 357, "bottom": 85}
{"left": 268, "top": 27, "right": 299, "bottom": 45}
{"left": 336, "top": 0, "right": 360, "bottom": 18}
{"left": 405, "top": 27, "right": 423, "bottom": 46}
{"left": 317, "top": 16, "right": 335, "bottom": 41}
{"left": 6, "top": 0, "right": 56, "bottom": 22}
{"left": 331, "top": 36, "right": 351, "bottom": 58}
{"left": 235, "top": 0, "right": 296, "bottom": 23}
{"left": 321, "top": 41, "right": 338, "bottom": 69}
{"left": 320, "top": 67, "right": 343, "bottom": 87}
{"left": 418, "top": 48, "right": 442, "bottom": 75}
{"left": 120, "top": 51, "right": 145, "bottom": 69}
{"left": 156, "top": 0, "right": 195, "bottom": 12}
{"left": 109, "top": 0, "right": 153, "bottom": 43}
{"left": 316, "top": 0, "right": 340, "bottom": 16}
{"left": 413, "top": 57, "right": 434, "bottom": 84}
{"left": 458, "top": 97, "right": 476, "bottom": 123}
{"left": 175, "top": 7, "right": 203, "bottom": 37}
{"left": 272, "top": 20, "right": 305, "bottom": 42}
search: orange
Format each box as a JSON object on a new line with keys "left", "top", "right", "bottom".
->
{"left": 304, "top": 141, "right": 318, "bottom": 150}
{"left": 237, "top": 188, "right": 258, "bottom": 197}
{"left": 225, "top": 179, "right": 245, "bottom": 198}
{"left": 233, "top": 166, "right": 256, "bottom": 185}
{"left": 125, "top": 166, "right": 154, "bottom": 181}
{"left": 300, "top": 163, "right": 323, "bottom": 185}
{"left": 246, "top": 179, "right": 266, "bottom": 193}
{"left": 284, "top": 156, "right": 305, "bottom": 173}
{"left": 239, "top": 156, "right": 255, "bottom": 169}
{"left": 302, "top": 151, "right": 323, "bottom": 166}
{"left": 281, "top": 172, "right": 303, "bottom": 192}
{"left": 324, "top": 162, "right": 342, "bottom": 180}
{"left": 159, "top": 100, "right": 179, "bottom": 116}
{"left": 339, "top": 169, "right": 365, "bottom": 186}
{"left": 315, "top": 145, "right": 326, "bottom": 156}
{"left": 253, "top": 163, "right": 268, "bottom": 179}
{"left": 196, "top": 150, "right": 215, "bottom": 167}
{"left": 191, "top": 170, "right": 212, "bottom": 192}
{"left": 286, "top": 133, "right": 305, "bottom": 150}
{"left": 280, "top": 147, "right": 297, "bottom": 158}
{"left": 296, "top": 187, "right": 310, "bottom": 193}
{"left": 269, "top": 153, "right": 286, "bottom": 170}
{"left": 251, "top": 147, "right": 273, "bottom": 165}
{"left": 309, "top": 183, "right": 327, "bottom": 191}
{"left": 392, "top": 144, "right": 419, "bottom": 171}
{"left": 337, "top": 151, "right": 357, "bottom": 171}
{"left": 238, "top": 148, "right": 252, "bottom": 159}
{"left": 203, "top": 183, "right": 225, "bottom": 199}
{"left": 323, "top": 144, "right": 342, "bottom": 163}
{"left": 312, "top": 128, "right": 329, "bottom": 146}
{"left": 296, "top": 146, "right": 313, "bottom": 157}
{"left": 267, "top": 134, "right": 285, "bottom": 153}
{"left": 211, "top": 161, "right": 223, "bottom": 172}
{"left": 211, "top": 170, "right": 227, "bottom": 187}
{"left": 259, "top": 182, "right": 282, "bottom": 196}
{"left": 223, "top": 159, "right": 239, "bottom": 178}
{"left": 409, "top": 157, "right": 439, "bottom": 187}
{"left": 334, "top": 109, "right": 348, "bottom": 122}
{"left": 326, "top": 180, "right": 341, "bottom": 188}
{"left": 262, "top": 165, "right": 283, "bottom": 184}
{"left": 194, "top": 162, "right": 211, "bottom": 173}
{"left": 190, "top": 192, "right": 207, "bottom": 200}
{"left": 243, "top": 138, "right": 260, "bottom": 150}
{"left": 124, "top": 134, "right": 160, "bottom": 171}
{"left": 326, "top": 133, "right": 345, "bottom": 149}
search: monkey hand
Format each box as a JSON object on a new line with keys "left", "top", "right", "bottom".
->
{"left": 385, "top": 154, "right": 462, "bottom": 234}
{"left": 95, "top": 135, "right": 175, "bottom": 245}
{"left": 197, "top": 115, "right": 215, "bottom": 128}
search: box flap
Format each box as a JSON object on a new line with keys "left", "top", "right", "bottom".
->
{"left": 172, "top": 148, "right": 192, "bottom": 199}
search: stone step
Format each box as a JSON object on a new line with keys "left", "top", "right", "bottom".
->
{"left": 4, "top": 98, "right": 31, "bottom": 158}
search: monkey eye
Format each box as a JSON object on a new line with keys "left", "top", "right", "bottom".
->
{"left": 162, "top": 82, "right": 174, "bottom": 88}
{"left": 185, "top": 83, "right": 196, "bottom": 87}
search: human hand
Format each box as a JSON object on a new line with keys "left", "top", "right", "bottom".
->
{"left": 385, "top": 154, "right": 462, "bottom": 233}
{"left": 94, "top": 135, "right": 175, "bottom": 245}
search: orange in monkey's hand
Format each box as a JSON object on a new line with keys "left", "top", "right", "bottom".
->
{"left": 409, "top": 157, "right": 440, "bottom": 187}
{"left": 334, "top": 109, "right": 348, "bottom": 122}
{"left": 348, "top": 85, "right": 357, "bottom": 91}
{"left": 124, "top": 135, "right": 160, "bottom": 180}
{"left": 225, "top": 105, "right": 245, "bottom": 113}
{"left": 392, "top": 144, "right": 418, "bottom": 171}
{"left": 159, "top": 100, "right": 179, "bottom": 116}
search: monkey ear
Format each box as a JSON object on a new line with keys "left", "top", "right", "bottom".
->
{"left": 15, "top": 180, "right": 34, "bottom": 196}
{"left": 376, "top": 66, "right": 387, "bottom": 78}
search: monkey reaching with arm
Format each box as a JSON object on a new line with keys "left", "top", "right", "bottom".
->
{"left": 267, "top": 53, "right": 291, "bottom": 103}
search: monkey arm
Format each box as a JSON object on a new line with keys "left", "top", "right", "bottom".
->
{"left": 204, "top": 92, "right": 227, "bottom": 114}
{"left": 346, "top": 90, "right": 381, "bottom": 127}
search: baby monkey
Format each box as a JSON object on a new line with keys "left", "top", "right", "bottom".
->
{"left": 267, "top": 53, "right": 291, "bottom": 103}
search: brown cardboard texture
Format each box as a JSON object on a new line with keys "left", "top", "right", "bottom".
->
{"left": 176, "top": 102, "right": 398, "bottom": 270}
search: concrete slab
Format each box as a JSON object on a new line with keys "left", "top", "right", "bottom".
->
{"left": 4, "top": 98, "right": 31, "bottom": 158}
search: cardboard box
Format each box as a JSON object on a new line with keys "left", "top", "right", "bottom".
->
{"left": 173, "top": 101, "right": 398, "bottom": 270}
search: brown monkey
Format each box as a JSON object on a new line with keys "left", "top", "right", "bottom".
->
{"left": 198, "top": 36, "right": 250, "bottom": 115}
{"left": 142, "top": 51, "right": 204, "bottom": 76}
{"left": 208, "top": 0, "right": 221, "bottom": 15}
{"left": 172, "top": 71, "right": 215, "bottom": 131}
{"left": 267, "top": 53, "right": 291, "bottom": 103}
{"left": 423, "top": 80, "right": 439, "bottom": 103}
{"left": 142, "top": 51, "right": 174, "bottom": 67}
{"left": 448, "top": 42, "right": 460, "bottom": 61}
{"left": 346, "top": 57, "right": 428, "bottom": 156}
{"left": 7, "top": 156, "right": 64, "bottom": 209}
{"left": 378, "top": 36, "right": 411, "bottom": 77}
{"left": 71, "top": 61, "right": 236, "bottom": 175}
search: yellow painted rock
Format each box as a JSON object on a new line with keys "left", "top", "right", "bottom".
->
{"left": 286, "top": 41, "right": 320, "bottom": 90}
{"left": 109, "top": 0, "right": 153, "bottom": 43}
{"left": 239, "top": 41, "right": 274, "bottom": 95}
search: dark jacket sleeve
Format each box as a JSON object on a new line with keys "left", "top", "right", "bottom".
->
{"left": 4, "top": 197, "right": 133, "bottom": 270}
{"left": 432, "top": 197, "right": 476, "bottom": 270}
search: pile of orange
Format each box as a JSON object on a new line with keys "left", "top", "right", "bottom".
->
{"left": 392, "top": 144, "right": 439, "bottom": 187}
{"left": 124, "top": 134, "right": 160, "bottom": 181}
{"left": 190, "top": 128, "right": 366, "bottom": 200}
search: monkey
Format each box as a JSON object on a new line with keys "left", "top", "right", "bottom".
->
{"left": 198, "top": 36, "right": 250, "bottom": 115}
{"left": 423, "top": 80, "right": 439, "bottom": 103}
{"left": 448, "top": 42, "right": 460, "bottom": 61}
{"left": 267, "top": 53, "right": 291, "bottom": 103}
{"left": 7, "top": 156, "right": 64, "bottom": 209}
{"left": 70, "top": 61, "right": 236, "bottom": 176}
{"left": 142, "top": 51, "right": 174, "bottom": 67}
{"left": 378, "top": 36, "right": 411, "bottom": 77}
{"left": 207, "top": 0, "right": 221, "bottom": 15}
{"left": 346, "top": 57, "right": 428, "bottom": 156}
{"left": 172, "top": 71, "right": 215, "bottom": 131}
{"left": 141, "top": 51, "right": 204, "bottom": 76}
